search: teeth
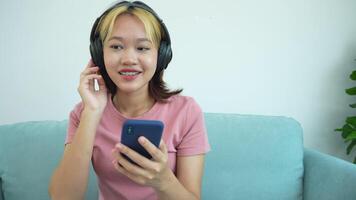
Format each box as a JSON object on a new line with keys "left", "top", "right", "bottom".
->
{"left": 119, "top": 72, "right": 140, "bottom": 76}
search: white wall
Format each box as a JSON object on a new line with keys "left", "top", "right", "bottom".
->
{"left": 1, "top": 0, "right": 356, "bottom": 162}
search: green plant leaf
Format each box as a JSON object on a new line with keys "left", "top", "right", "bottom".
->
{"left": 345, "top": 131, "right": 356, "bottom": 141}
{"left": 346, "top": 140, "right": 356, "bottom": 155}
{"left": 350, "top": 71, "right": 356, "bottom": 80}
{"left": 346, "top": 116, "right": 356, "bottom": 127}
{"left": 341, "top": 124, "right": 354, "bottom": 138}
{"left": 346, "top": 87, "right": 356, "bottom": 95}
{"left": 335, "top": 128, "right": 342, "bottom": 132}
{"left": 349, "top": 103, "right": 356, "bottom": 108}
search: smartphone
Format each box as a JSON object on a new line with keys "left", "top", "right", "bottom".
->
{"left": 120, "top": 119, "right": 164, "bottom": 164}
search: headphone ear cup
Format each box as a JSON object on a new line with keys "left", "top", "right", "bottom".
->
{"left": 90, "top": 37, "right": 103, "bottom": 68}
{"left": 157, "top": 40, "right": 172, "bottom": 71}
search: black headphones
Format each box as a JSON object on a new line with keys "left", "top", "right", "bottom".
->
{"left": 89, "top": 1, "right": 172, "bottom": 94}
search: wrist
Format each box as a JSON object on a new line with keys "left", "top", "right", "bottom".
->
{"left": 156, "top": 169, "right": 177, "bottom": 193}
{"left": 81, "top": 108, "right": 104, "bottom": 121}
{"left": 83, "top": 106, "right": 105, "bottom": 115}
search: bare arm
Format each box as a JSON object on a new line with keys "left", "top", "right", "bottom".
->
{"left": 156, "top": 155, "right": 205, "bottom": 200}
{"left": 48, "top": 109, "right": 102, "bottom": 200}
{"left": 49, "top": 59, "right": 107, "bottom": 200}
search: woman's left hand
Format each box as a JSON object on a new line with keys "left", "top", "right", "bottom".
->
{"left": 111, "top": 137, "right": 174, "bottom": 191}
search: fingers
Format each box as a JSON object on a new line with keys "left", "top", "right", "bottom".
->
{"left": 111, "top": 141, "right": 170, "bottom": 186}
{"left": 114, "top": 143, "right": 153, "bottom": 168}
{"left": 111, "top": 159, "right": 147, "bottom": 185}
{"left": 96, "top": 74, "right": 107, "bottom": 91}
{"left": 81, "top": 59, "right": 101, "bottom": 78}
{"left": 80, "top": 66, "right": 100, "bottom": 78}
{"left": 111, "top": 147, "right": 154, "bottom": 181}
{"left": 138, "top": 137, "right": 167, "bottom": 163}
{"left": 79, "top": 59, "right": 105, "bottom": 92}
{"left": 86, "top": 58, "right": 96, "bottom": 68}
{"left": 159, "top": 140, "right": 168, "bottom": 155}
{"left": 81, "top": 74, "right": 103, "bottom": 88}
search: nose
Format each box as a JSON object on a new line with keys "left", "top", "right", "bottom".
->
{"left": 120, "top": 48, "right": 138, "bottom": 66}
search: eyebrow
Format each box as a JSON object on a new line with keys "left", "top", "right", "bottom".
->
{"left": 108, "top": 36, "right": 151, "bottom": 43}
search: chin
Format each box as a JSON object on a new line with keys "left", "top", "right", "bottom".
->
{"left": 116, "top": 83, "right": 148, "bottom": 94}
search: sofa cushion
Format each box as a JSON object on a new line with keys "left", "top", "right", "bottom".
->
{"left": 202, "top": 113, "right": 304, "bottom": 200}
{"left": 0, "top": 120, "right": 97, "bottom": 200}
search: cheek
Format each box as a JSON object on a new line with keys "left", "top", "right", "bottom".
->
{"left": 103, "top": 50, "right": 117, "bottom": 68}
{"left": 145, "top": 57, "right": 157, "bottom": 68}
{"left": 143, "top": 52, "right": 158, "bottom": 70}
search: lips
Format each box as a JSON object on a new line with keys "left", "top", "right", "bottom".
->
{"left": 118, "top": 68, "right": 141, "bottom": 80}
{"left": 119, "top": 68, "right": 141, "bottom": 74}
{"left": 119, "top": 71, "right": 140, "bottom": 76}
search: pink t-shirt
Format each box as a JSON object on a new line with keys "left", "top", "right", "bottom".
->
{"left": 65, "top": 94, "right": 210, "bottom": 200}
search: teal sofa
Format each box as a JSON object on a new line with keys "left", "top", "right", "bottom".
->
{"left": 1, "top": 113, "right": 356, "bottom": 200}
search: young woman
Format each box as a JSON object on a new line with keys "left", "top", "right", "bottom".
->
{"left": 49, "top": 1, "right": 210, "bottom": 199}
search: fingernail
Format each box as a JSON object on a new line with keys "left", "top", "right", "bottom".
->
{"left": 116, "top": 143, "right": 123, "bottom": 149}
{"left": 139, "top": 136, "right": 146, "bottom": 143}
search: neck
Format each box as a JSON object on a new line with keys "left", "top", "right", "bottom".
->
{"left": 112, "top": 91, "right": 155, "bottom": 118}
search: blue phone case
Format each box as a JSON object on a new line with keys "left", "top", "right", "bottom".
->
{"left": 121, "top": 119, "right": 164, "bottom": 163}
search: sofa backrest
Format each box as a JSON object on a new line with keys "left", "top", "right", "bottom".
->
{"left": 202, "top": 113, "right": 304, "bottom": 200}
{"left": 0, "top": 120, "right": 98, "bottom": 200}
{"left": 0, "top": 113, "right": 304, "bottom": 200}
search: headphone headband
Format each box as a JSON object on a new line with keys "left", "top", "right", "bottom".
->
{"left": 92, "top": 1, "right": 171, "bottom": 47}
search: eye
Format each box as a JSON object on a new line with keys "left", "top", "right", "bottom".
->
{"left": 137, "top": 47, "right": 150, "bottom": 51}
{"left": 110, "top": 45, "right": 123, "bottom": 50}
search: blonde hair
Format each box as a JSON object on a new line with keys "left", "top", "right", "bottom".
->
{"left": 97, "top": 5, "right": 163, "bottom": 48}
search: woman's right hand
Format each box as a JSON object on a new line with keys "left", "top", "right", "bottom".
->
{"left": 77, "top": 59, "right": 108, "bottom": 113}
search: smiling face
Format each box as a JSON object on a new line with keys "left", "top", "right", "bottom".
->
{"left": 103, "top": 13, "right": 158, "bottom": 96}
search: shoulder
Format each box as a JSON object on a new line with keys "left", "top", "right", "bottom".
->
{"left": 165, "top": 95, "right": 199, "bottom": 106}
{"left": 72, "top": 101, "right": 84, "bottom": 113}
{"left": 69, "top": 101, "right": 84, "bottom": 120}
{"left": 159, "top": 95, "right": 203, "bottom": 120}
{"left": 163, "top": 95, "right": 201, "bottom": 111}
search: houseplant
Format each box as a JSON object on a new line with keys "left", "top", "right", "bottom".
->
{"left": 335, "top": 68, "right": 356, "bottom": 164}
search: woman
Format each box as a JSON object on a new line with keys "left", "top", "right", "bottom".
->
{"left": 49, "top": 1, "right": 210, "bottom": 199}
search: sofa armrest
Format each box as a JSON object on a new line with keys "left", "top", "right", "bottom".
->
{"left": 0, "top": 178, "right": 3, "bottom": 200}
{"left": 303, "top": 148, "right": 356, "bottom": 200}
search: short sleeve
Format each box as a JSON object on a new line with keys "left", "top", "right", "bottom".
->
{"left": 65, "top": 102, "right": 84, "bottom": 145}
{"left": 177, "top": 98, "right": 211, "bottom": 156}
